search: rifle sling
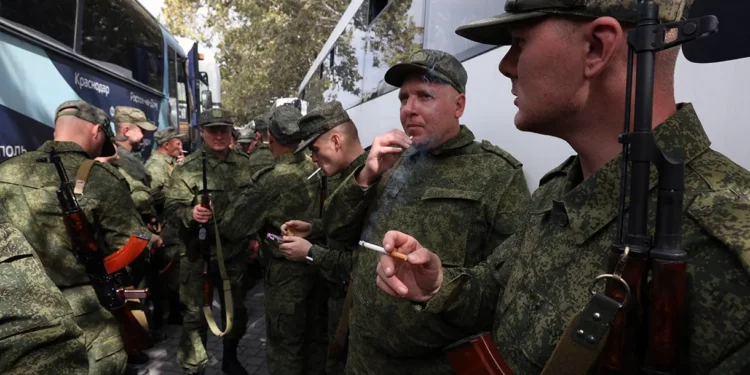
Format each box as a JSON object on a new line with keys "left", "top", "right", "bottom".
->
{"left": 539, "top": 292, "right": 620, "bottom": 374}
{"left": 202, "top": 215, "right": 234, "bottom": 337}
{"left": 74, "top": 159, "right": 96, "bottom": 195}
{"left": 332, "top": 155, "right": 406, "bottom": 354}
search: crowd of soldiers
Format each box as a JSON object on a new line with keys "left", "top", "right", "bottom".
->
{"left": 1, "top": 1, "right": 749, "bottom": 375}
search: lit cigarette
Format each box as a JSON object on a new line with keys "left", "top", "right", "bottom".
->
{"left": 307, "top": 167, "right": 321, "bottom": 180}
{"left": 358, "top": 240, "right": 408, "bottom": 261}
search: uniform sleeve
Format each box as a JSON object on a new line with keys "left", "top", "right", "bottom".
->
{"left": 418, "top": 224, "right": 524, "bottom": 334}
{"left": 310, "top": 243, "right": 353, "bottom": 284}
{"left": 145, "top": 161, "right": 168, "bottom": 214}
{"left": 0, "top": 223, "right": 88, "bottom": 375}
{"left": 89, "top": 166, "right": 149, "bottom": 255}
{"left": 122, "top": 170, "right": 156, "bottom": 220}
{"left": 164, "top": 167, "right": 197, "bottom": 230}
{"left": 323, "top": 166, "right": 378, "bottom": 244}
{"left": 221, "top": 181, "right": 269, "bottom": 244}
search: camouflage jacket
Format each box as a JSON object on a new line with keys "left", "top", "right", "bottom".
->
{"left": 0, "top": 208, "right": 88, "bottom": 374}
{"left": 323, "top": 125, "right": 531, "bottom": 373}
{"left": 118, "top": 165, "right": 156, "bottom": 221}
{"left": 247, "top": 143, "right": 274, "bottom": 173}
{"left": 165, "top": 147, "right": 253, "bottom": 260}
{"left": 222, "top": 151, "right": 321, "bottom": 264}
{"left": 423, "top": 104, "right": 750, "bottom": 374}
{"left": 114, "top": 144, "right": 151, "bottom": 186}
{"left": 0, "top": 141, "right": 149, "bottom": 289}
{"left": 308, "top": 150, "right": 369, "bottom": 285}
{"left": 145, "top": 150, "right": 177, "bottom": 215}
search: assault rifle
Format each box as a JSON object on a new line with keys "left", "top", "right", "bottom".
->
{"left": 38, "top": 147, "right": 152, "bottom": 355}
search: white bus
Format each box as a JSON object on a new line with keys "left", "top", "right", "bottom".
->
{"left": 296, "top": 0, "right": 749, "bottom": 191}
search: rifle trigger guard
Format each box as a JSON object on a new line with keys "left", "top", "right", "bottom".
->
{"left": 589, "top": 274, "right": 630, "bottom": 309}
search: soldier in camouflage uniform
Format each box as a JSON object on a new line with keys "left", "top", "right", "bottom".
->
{"left": 0, "top": 205, "right": 88, "bottom": 375}
{"left": 322, "top": 49, "right": 531, "bottom": 374}
{"left": 375, "top": 1, "right": 750, "bottom": 374}
{"left": 247, "top": 114, "right": 274, "bottom": 170}
{"left": 222, "top": 106, "right": 325, "bottom": 375}
{"left": 236, "top": 124, "right": 257, "bottom": 155}
{"left": 112, "top": 106, "right": 159, "bottom": 228}
{"left": 278, "top": 101, "right": 369, "bottom": 375}
{"left": 144, "top": 128, "right": 187, "bottom": 328}
{"left": 165, "top": 108, "right": 254, "bottom": 375}
{"left": 0, "top": 100, "right": 159, "bottom": 375}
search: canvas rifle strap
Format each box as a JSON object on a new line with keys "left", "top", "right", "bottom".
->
{"left": 74, "top": 159, "right": 96, "bottom": 194}
{"left": 202, "top": 208, "right": 234, "bottom": 336}
{"left": 540, "top": 292, "right": 620, "bottom": 374}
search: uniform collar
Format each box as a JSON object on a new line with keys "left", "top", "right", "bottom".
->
{"left": 153, "top": 150, "right": 175, "bottom": 165}
{"left": 337, "top": 150, "right": 368, "bottom": 179}
{"left": 547, "top": 103, "right": 711, "bottom": 245}
{"left": 429, "top": 125, "right": 475, "bottom": 156}
{"left": 274, "top": 151, "right": 307, "bottom": 165}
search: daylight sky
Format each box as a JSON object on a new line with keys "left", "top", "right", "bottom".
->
{"left": 139, "top": 0, "right": 165, "bottom": 20}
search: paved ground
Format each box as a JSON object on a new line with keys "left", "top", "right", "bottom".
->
{"left": 140, "top": 282, "right": 268, "bottom": 375}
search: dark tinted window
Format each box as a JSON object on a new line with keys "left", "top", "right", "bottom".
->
{"left": 80, "top": 0, "right": 164, "bottom": 91}
{"left": 168, "top": 47, "right": 178, "bottom": 98}
{"left": 0, "top": 0, "right": 77, "bottom": 47}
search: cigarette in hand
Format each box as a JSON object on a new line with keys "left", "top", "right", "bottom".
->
{"left": 358, "top": 240, "right": 408, "bottom": 261}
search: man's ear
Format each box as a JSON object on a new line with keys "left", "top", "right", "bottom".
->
{"left": 583, "top": 16, "right": 624, "bottom": 78}
{"left": 455, "top": 93, "right": 466, "bottom": 118}
{"left": 331, "top": 133, "right": 342, "bottom": 151}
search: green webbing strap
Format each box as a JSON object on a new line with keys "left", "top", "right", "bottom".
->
{"left": 202, "top": 215, "right": 234, "bottom": 337}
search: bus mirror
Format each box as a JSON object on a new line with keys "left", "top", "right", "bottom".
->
{"left": 201, "top": 90, "right": 213, "bottom": 110}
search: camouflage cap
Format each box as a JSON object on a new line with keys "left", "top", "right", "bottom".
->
{"left": 153, "top": 127, "right": 185, "bottom": 145}
{"left": 384, "top": 49, "right": 468, "bottom": 94}
{"left": 253, "top": 114, "right": 269, "bottom": 132}
{"left": 294, "top": 101, "right": 351, "bottom": 154}
{"left": 199, "top": 108, "right": 234, "bottom": 128}
{"left": 456, "top": 0, "right": 693, "bottom": 46}
{"left": 55, "top": 100, "right": 116, "bottom": 157}
{"left": 268, "top": 106, "right": 304, "bottom": 147}
{"left": 237, "top": 127, "right": 256, "bottom": 144}
{"left": 113, "top": 106, "right": 157, "bottom": 131}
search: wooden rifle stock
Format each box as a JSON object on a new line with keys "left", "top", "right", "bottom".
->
{"left": 444, "top": 332, "right": 514, "bottom": 375}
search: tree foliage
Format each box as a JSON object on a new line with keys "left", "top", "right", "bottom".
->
{"left": 163, "top": 0, "right": 423, "bottom": 122}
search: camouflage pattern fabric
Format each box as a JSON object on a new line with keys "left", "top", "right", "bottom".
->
{"left": 0, "top": 140, "right": 150, "bottom": 374}
{"left": 153, "top": 128, "right": 185, "bottom": 145}
{"left": 118, "top": 164, "right": 156, "bottom": 225}
{"left": 222, "top": 151, "right": 326, "bottom": 375}
{"left": 384, "top": 49, "right": 469, "bottom": 94}
{"left": 247, "top": 143, "right": 274, "bottom": 171}
{"left": 323, "top": 125, "right": 531, "bottom": 374}
{"left": 164, "top": 146, "right": 254, "bottom": 373}
{"left": 456, "top": 0, "right": 693, "bottom": 46}
{"left": 113, "top": 145, "right": 152, "bottom": 188}
{"left": 55, "top": 100, "right": 116, "bottom": 157}
{"left": 0, "top": 208, "right": 88, "bottom": 375}
{"left": 145, "top": 150, "right": 177, "bottom": 215}
{"left": 423, "top": 104, "right": 750, "bottom": 374}
{"left": 268, "top": 106, "right": 305, "bottom": 146}
{"left": 113, "top": 106, "right": 157, "bottom": 131}
{"left": 305, "top": 150, "right": 368, "bottom": 375}
{"left": 295, "top": 101, "right": 352, "bottom": 153}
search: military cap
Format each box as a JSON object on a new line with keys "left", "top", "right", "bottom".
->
{"left": 268, "top": 106, "right": 304, "bottom": 147}
{"left": 456, "top": 0, "right": 693, "bottom": 46}
{"left": 253, "top": 114, "right": 269, "bottom": 132}
{"left": 294, "top": 101, "right": 351, "bottom": 154}
{"left": 232, "top": 128, "right": 240, "bottom": 140}
{"left": 153, "top": 127, "right": 185, "bottom": 145}
{"left": 199, "top": 108, "right": 234, "bottom": 128}
{"left": 113, "top": 106, "right": 157, "bottom": 131}
{"left": 384, "top": 49, "right": 468, "bottom": 94}
{"left": 55, "top": 100, "right": 116, "bottom": 157}
{"left": 237, "top": 127, "right": 256, "bottom": 144}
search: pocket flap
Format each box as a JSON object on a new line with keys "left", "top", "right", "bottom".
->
{"left": 421, "top": 188, "right": 482, "bottom": 201}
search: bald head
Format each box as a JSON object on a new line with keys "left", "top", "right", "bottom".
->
{"left": 329, "top": 121, "right": 361, "bottom": 147}
{"left": 54, "top": 116, "right": 106, "bottom": 158}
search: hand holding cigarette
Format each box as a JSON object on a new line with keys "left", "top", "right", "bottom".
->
{"left": 373, "top": 231, "right": 443, "bottom": 303}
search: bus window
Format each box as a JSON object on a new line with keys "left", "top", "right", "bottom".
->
{"left": 0, "top": 0, "right": 76, "bottom": 48}
{"left": 168, "top": 47, "right": 178, "bottom": 98}
{"left": 423, "top": 0, "right": 506, "bottom": 61}
{"left": 176, "top": 56, "right": 191, "bottom": 135}
{"left": 80, "top": 0, "right": 164, "bottom": 91}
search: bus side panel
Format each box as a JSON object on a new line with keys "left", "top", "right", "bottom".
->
{"left": 0, "top": 30, "right": 164, "bottom": 161}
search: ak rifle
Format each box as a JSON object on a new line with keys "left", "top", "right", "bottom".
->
{"left": 38, "top": 148, "right": 152, "bottom": 355}
{"left": 592, "top": 1, "right": 718, "bottom": 373}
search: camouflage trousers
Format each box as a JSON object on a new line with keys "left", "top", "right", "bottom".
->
{"left": 177, "top": 255, "right": 249, "bottom": 374}
{"left": 264, "top": 258, "right": 328, "bottom": 375}
{"left": 63, "top": 287, "right": 128, "bottom": 375}
{"left": 326, "top": 292, "right": 347, "bottom": 375}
